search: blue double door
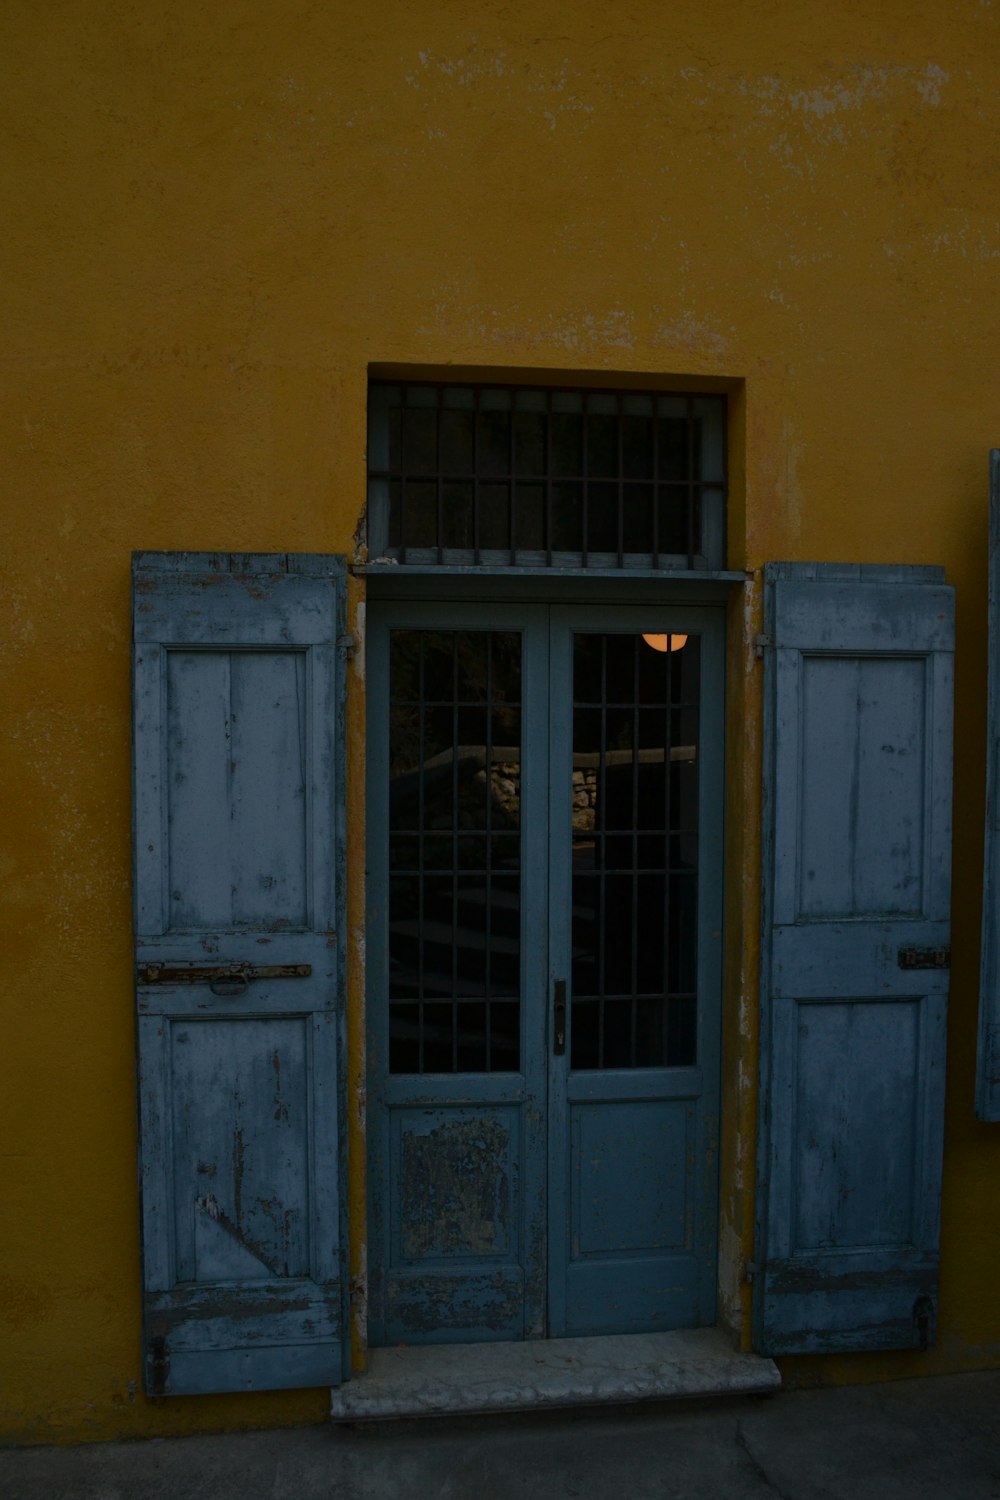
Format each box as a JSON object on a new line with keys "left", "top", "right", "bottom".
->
{"left": 367, "top": 602, "right": 724, "bottom": 1344}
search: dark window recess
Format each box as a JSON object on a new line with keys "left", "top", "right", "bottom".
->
{"left": 368, "top": 383, "right": 726, "bottom": 570}
{"left": 388, "top": 629, "right": 523, "bottom": 1073}
{"left": 570, "top": 632, "right": 700, "bottom": 1069}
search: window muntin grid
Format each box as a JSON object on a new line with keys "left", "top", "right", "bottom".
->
{"left": 570, "top": 631, "right": 700, "bottom": 1069}
{"left": 367, "top": 383, "right": 726, "bottom": 570}
{"left": 387, "top": 629, "right": 522, "bottom": 1073}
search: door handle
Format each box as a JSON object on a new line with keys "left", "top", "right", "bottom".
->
{"left": 553, "top": 978, "right": 567, "bottom": 1056}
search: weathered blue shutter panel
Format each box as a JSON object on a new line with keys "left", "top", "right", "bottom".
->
{"left": 755, "top": 563, "right": 953, "bottom": 1355}
{"left": 978, "top": 453, "right": 1000, "bottom": 1120}
{"left": 132, "top": 552, "right": 348, "bottom": 1395}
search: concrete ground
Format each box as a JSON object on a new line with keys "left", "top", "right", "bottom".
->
{"left": 2, "top": 1370, "right": 999, "bottom": 1500}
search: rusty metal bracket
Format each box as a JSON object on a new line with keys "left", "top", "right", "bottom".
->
{"left": 137, "top": 963, "right": 312, "bottom": 986}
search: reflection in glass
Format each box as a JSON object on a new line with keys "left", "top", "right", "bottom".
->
{"left": 570, "top": 632, "right": 700, "bottom": 1070}
{"left": 388, "top": 631, "right": 522, "bottom": 1073}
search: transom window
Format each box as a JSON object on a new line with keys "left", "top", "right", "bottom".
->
{"left": 367, "top": 381, "right": 727, "bottom": 570}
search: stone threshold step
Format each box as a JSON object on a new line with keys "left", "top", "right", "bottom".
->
{"left": 330, "top": 1327, "right": 780, "bottom": 1422}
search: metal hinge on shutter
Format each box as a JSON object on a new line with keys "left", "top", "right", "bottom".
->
{"left": 754, "top": 633, "right": 773, "bottom": 658}
{"left": 913, "top": 1297, "right": 935, "bottom": 1350}
{"left": 986, "top": 1025, "right": 1000, "bottom": 1089}
{"left": 149, "top": 1336, "right": 169, "bottom": 1398}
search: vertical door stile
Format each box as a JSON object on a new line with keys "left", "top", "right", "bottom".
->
{"left": 545, "top": 614, "right": 573, "bottom": 1338}
{"left": 521, "top": 606, "right": 551, "bottom": 1337}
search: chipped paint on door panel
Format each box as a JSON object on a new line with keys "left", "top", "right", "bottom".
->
{"left": 399, "top": 1114, "right": 512, "bottom": 1260}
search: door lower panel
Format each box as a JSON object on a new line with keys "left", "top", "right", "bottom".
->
{"left": 379, "top": 1101, "right": 531, "bottom": 1343}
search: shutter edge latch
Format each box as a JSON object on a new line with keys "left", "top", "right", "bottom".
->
{"left": 898, "top": 946, "right": 950, "bottom": 970}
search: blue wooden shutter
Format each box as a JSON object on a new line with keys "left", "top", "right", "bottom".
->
{"left": 755, "top": 563, "right": 953, "bottom": 1354}
{"left": 979, "top": 453, "right": 1000, "bottom": 1120}
{"left": 132, "top": 553, "right": 348, "bottom": 1395}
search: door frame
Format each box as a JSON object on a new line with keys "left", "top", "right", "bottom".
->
{"left": 363, "top": 576, "right": 731, "bottom": 1348}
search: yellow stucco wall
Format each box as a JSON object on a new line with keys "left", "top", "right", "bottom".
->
{"left": 3, "top": 0, "right": 999, "bottom": 1444}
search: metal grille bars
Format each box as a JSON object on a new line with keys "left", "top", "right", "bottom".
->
{"left": 367, "top": 383, "right": 727, "bottom": 571}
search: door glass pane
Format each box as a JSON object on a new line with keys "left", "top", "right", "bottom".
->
{"left": 387, "top": 630, "right": 522, "bottom": 1072}
{"left": 570, "top": 631, "right": 700, "bottom": 1069}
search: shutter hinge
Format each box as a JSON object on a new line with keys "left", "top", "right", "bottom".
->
{"left": 754, "top": 633, "right": 773, "bottom": 659}
{"left": 337, "top": 634, "right": 357, "bottom": 661}
{"left": 150, "top": 1335, "right": 169, "bottom": 1397}
{"left": 913, "top": 1296, "right": 935, "bottom": 1351}
{"left": 987, "top": 1024, "right": 1000, "bottom": 1085}
{"left": 743, "top": 1259, "right": 758, "bottom": 1285}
